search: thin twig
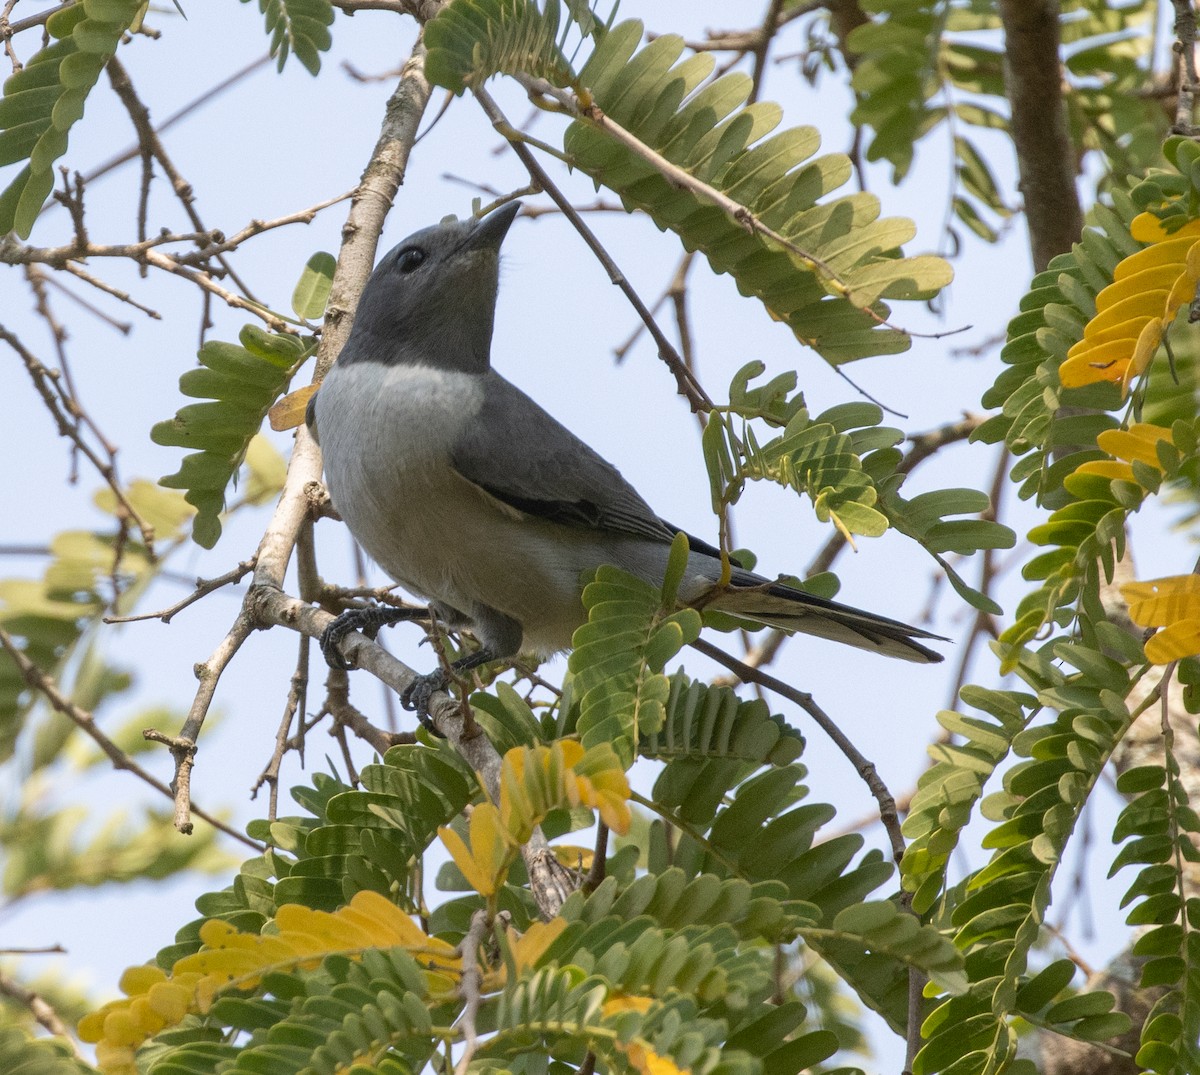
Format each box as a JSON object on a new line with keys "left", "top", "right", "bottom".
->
{"left": 454, "top": 909, "right": 489, "bottom": 1075}
{"left": 251, "top": 636, "right": 309, "bottom": 816}
{"left": 0, "top": 323, "right": 156, "bottom": 552}
{"left": 0, "top": 626, "right": 260, "bottom": 850}
{"left": 518, "top": 74, "right": 964, "bottom": 343}
{"left": 104, "top": 558, "right": 256, "bottom": 624}
{"left": 148, "top": 610, "right": 255, "bottom": 834}
{"left": 0, "top": 969, "right": 80, "bottom": 1051}
{"left": 474, "top": 86, "right": 713, "bottom": 413}
{"left": 105, "top": 55, "right": 259, "bottom": 302}
{"left": 690, "top": 636, "right": 906, "bottom": 864}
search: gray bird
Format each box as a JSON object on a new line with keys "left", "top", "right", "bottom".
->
{"left": 308, "top": 202, "right": 943, "bottom": 729}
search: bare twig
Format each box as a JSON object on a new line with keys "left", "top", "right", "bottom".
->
{"left": 147, "top": 609, "right": 255, "bottom": 834}
{"left": 0, "top": 323, "right": 156, "bottom": 552}
{"left": 454, "top": 909, "right": 489, "bottom": 1075}
{"left": 0, "top": 626, "right": 259, "bottom": 850}
{"left": 105, "top": 55, "right": 259, "bottom": 302}
{"left": 104, "top": 557, "right": 256, "bottom": 624}
{"left": 0, "top": 969, "right": 80, "bottom": 1051}
{"left": 326, "top": 667, "right": 409, "bottom": 755}
{"left": 0, "top": 1, "right": 72, "bottom": 41}
{"left": 251, "top": 636, "right": 310, "bottom": 816}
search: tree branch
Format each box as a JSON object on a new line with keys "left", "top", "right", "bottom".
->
{"left": 997, "top": 0, "right": 1083, "bottom": 273}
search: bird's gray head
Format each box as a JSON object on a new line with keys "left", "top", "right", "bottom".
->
{"left": 338, "top": 201, "right": 520, "bottom": 373}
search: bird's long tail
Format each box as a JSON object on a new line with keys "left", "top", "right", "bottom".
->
{"left": 701, "top": 579, "right": 946, "bottom": 663}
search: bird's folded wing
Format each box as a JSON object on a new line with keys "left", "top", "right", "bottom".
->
{"left": 450, "top": 372, "right": 676, "bottom": 543}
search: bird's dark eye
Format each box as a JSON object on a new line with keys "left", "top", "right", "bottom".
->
{"left": 395, "top": 247, "right": 426, "bottom": 273}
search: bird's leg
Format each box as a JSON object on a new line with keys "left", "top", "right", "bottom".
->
{"left": 400, "top": 647, "right": 498, "bottom": 732}
{"left": 319, "top": 605, "right": 431, "bottom": 671}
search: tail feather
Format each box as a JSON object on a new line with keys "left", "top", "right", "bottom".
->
{"left": 702, "top": 578, "right": 946, "bottom": 664}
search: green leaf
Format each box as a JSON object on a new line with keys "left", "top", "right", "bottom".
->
{"left": 0, "top": 2, "right": 144, "bottom": 237}
{"left": 152, "top": 328, "right": 313, "bottom": 547}
{"left": 239, "top": 0, "right": 336, "bottom": 74}
{"left": 291, "top": 251, "right": 336, "bottom": 319}
{"left": 553, "top": 19, "right": 949, "bottom": 365}
{"left": 425, "top": 0, "right": 572, "bottom": 92}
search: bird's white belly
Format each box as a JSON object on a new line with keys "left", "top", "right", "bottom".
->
{"left": 314, "top": 362, "right": 591, "bottom": 654}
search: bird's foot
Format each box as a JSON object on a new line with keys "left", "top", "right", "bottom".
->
{"left": 319, "top": 605, "right": 427, "bottom": 670}
{"left": 400, "top": 669, "right": 449, "bottom": 737}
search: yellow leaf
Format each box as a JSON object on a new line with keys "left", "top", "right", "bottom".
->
{"left": 510, "top": 918, "right": 567, "bottom": 973}
{"left": 551, "top": 844, "right": 594, "bottom": 871}
{"left": 1145, "top": 621, "right": 1200, "bottom": 663}
{"left": 1129, "top": 212, "right": 1200, "bottom": 244}
{"left": 1125, "top": 318, "right": 1165, "bottom": 392}
{"left": 118, "top": 966, "right": 166, "bottom": 995}
{"left": 1071, "top": 460, "right": 1136, "bottom": 482}
{"left": 1096, "top": 425, "right": 1171, "bottom": 468}
{"left": 621, "top": 1042, "right": 688, "bottom": 1075}
{"left": 1121, "top": 574, "right": 1200, "bottom": 627}
{"left": 439, "top": 822, "right": 499, "bottom": 897}
{"left": 1113, "top": 234, "right": 1199, "bottom": 279}
{"left": 1068, "top": 217, "right": 1200, "bottom": 396}
{"left": 1098, "top": 263, "right": 1188, "bottom": 304}
{"left": 440, "top": 805, "right": 516, "bottom": 897}
{"left": 268, "top": 382, "right": 318, "bottom": 431}
{"left": 82, "top": 890, "right": 453, "bottom": 1071}
{"left": 1083, "top": 290, "right": 1167, "bottom": 335}
{"left": 603, "top": 994, "right": 655, "bottom": 1015}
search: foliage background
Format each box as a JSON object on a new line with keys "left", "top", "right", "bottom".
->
{"left": 0, "top": 1, "right": 1196, "bottom": 1073}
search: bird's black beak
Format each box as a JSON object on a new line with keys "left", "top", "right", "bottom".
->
{"left": 470, "top": 201, "right": 521, "bottom": 251}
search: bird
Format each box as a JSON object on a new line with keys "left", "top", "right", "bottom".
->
{"left": 307, "top": 202, "right": 944, "bottom": 729}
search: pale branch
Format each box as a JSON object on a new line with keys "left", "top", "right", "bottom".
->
{"left": 0, "top": 968, "right": 80, "bottom": 1050}
{"left": 997, "top": 0, "right": 1084, "bottom": 273}
{"left": 1171, "top": 0, "right": 1200, "bottom": 133}
{"left": 0, "top": 322, "right": 157, "bottom": 552}
{"left": 103, "top": 557, "right": 256, "bottom": 625}
{"left": 474, "top": 86, "right": 714, "bottom": 413}
{"left": 454, "top": 909, "right": 489, "bottom": 1075}
{"left": 254, "top": 40, "right": 433, "bottom": 594}
{"left": 0, "top": 626, "right": 260, "bottom": 850}
{"left": 247, "top": 586, "right": 566, "bottom": 918}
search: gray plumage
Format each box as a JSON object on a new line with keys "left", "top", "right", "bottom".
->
{"left": 309, "top": 203, "right": 943, "bottom": 716}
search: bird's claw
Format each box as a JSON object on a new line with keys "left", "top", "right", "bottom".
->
{"left": 400, "top": 669, "right": 449, "bottom": 737}
{"left": 319, "top": 611, "right": 362, "bottom": 671}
